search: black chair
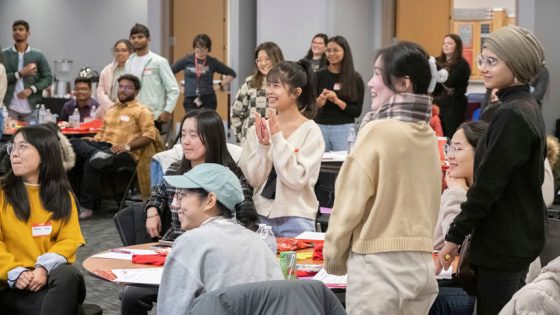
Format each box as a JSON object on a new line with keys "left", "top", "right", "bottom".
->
{"left": 540, "top": 218, "right": 560, "bottom": 266}
{"left": 113, "top": 201, "right": 153, "bottom": 246}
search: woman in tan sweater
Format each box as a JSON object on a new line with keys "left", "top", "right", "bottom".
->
{"left": 324, "top": 42, "right": 442, "bottom": 314}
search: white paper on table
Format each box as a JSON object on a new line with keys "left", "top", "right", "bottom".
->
{"left": 312, "top": 268, "right": 347, "bottom": 286}
{"left": 92, "top": 249, "right": 158, "bottom": 261}
{"left": 295, "top": 231, "right": 325, "bottom": 241}
{"left": 111, "top": 268, "right": 163, "bottom": 285}
{"left": 322, "top": 151, "right": 347, "bottom": 162}
{"left": 435, "top": 266, "right": 453, "bottom": 280}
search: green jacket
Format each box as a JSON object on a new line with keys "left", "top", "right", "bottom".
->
{"left": 1, "top": 46, "right": 52, "bottom": 109}
{"left": 125, "top": 51, "right": 179, "bottom": 119}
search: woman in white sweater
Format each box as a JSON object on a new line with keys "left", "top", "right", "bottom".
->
{"left": 240, "top": 60, "right": 324, "bottom": 237}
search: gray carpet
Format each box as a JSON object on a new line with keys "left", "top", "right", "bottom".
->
{"left": 75, "top": 200, "right": 157, "bottom": 315}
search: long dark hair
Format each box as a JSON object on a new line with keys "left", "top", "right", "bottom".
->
{"left": 175, "top": 109, "right": 258, "bottom": 230}
{"left": 304, "top": 33, "right": 328, "bottom": 63}
{"left": 252, "top": 42, "right": 284, "bottom": 89}
{"left": 267, "top": 60, "right": 317, "bottom": 119}
{"left": 457, "top": 120, "right": 488, "bottom": 149}
{"left": 327, "top": 36, "right": 361, "bottom": 102}
{"left": 436, "top": 33, "right": 464, "bottom": 68}
{"left": 1, "top": 125, "right": 74, "bottom": 222}
{"left": 375, "top": 41, "right": 431, "bottom": 95}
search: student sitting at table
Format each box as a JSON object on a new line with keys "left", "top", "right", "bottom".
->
{"left": 430, "top": 120, "right": 487, "bottom": 315}
{"left": 59, "top": 77, "right": 99, "bottom": 122}
{"left": 121, "top": 109, "right": 258, "bottom": 315}
{"left": 239, "top": 60, "right": 325, "bottom": 237}
{"left": 157, "top": 163, "right": 284, "bottom": 314}
{"left": 0, "top": 125, "right": 86, "bottom": 315}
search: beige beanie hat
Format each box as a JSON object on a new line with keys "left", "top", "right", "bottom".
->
{"left": 483, "top": 25, "right": 545, "bottom": 83}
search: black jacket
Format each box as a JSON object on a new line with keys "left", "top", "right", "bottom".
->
{"left": 446, "top": 84, "right": 547, "bottom": 271}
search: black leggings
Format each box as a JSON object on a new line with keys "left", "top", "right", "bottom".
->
{"left": 0, "top": 264, "right": 86, "bottom": 315}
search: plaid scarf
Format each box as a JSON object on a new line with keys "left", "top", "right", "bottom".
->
{"left": 361, "top": 93, "right": 432, "bottom": 128}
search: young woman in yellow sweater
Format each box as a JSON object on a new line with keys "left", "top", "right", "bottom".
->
{"left": 0, "top": 125, "right": 85, "bottom": 314}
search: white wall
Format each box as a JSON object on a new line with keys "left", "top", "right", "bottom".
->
{"left": 518, "top": 0, "right": 560, "bottom": 134}
{"left": 0, "top": 0, "right": 149, "bottom": 82}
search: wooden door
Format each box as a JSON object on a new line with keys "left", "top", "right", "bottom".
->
{"left": 171, "top": 0, "right": 228, "bottom": 122}
{"left": 396, "top": 0, "right": 452, "bottom": 56}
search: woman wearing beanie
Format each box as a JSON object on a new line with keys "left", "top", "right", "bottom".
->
{"left": 436, "top": 25, "right": 547, "bottom": 315}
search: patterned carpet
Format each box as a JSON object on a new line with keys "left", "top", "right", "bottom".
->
{"left": 75, "top": 200, "right": 157, "bottom": 315}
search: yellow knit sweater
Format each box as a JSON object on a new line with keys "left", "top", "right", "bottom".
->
{"left": 324, "top": 119, "right": 441, "bottom": 275}
{"left": 0, "top": 184, "right": 85, "bottom": 284}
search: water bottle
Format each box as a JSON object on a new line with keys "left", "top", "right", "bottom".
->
{"left": 69, "top": 108, "right": 80, "bottom": 127}
{"left": 46, "top": 109, "right": 53, "bottom": 123}
{"left": 347, "top": 126, "right": 356, "bottom": 153}
{"left": 264, "top": 226, "right": 277, "bottom": 254}
{"left": 1, "top": 105, "right": 8, "bottom": 130}
{"left": 38, "top": 104, "right": 46, "bottom": 124}
{"left": 90, "top": 105, "right": 97, "bottom": 120}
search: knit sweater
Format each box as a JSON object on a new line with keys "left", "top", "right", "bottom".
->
{"left": 0, "top": 184, "right": 85, "bottom": 288}
{"left": 239, "top": 120, "right": 324, "bottom": 220}
{"left": 433, "top": 187, "right": 467, "bottom": 250}
{"left": 157, "top": 218, "right": 283, "bottom": 314}
{"left": 324, "top": 118, "right": 441, "bottom": 275}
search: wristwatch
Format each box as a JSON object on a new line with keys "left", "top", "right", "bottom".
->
{"left": 124, "top": 144, "right": 131, "bottom": 152}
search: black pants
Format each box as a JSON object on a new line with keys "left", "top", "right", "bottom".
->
{"left": 183, "top": 93, "right": 217, "bottom": 111}
{"left": 0, "top": 265, "right": 86, "bottom": 315}
{"left": 120, "top": 285, "right": 158, "bottom": 315}
{"left": 70, "top": 139, "right": 136, "bottom": 210}
{"left": 476, "top": 265, "right": 528, "bottom": 315}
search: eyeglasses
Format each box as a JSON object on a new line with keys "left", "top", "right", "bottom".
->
{"left": 255, "top": 57, "right": 270, "bottom": 65}
{"left": 476, "top": 55, "right": 500, "bottom": 69}
{"left": 174, "top": 189, "right": 206, "bottom": 203}
{"left": 6, "top": 143, "right": 31, "bottom": 156}
{"left": 194, "top": 46, "right": 208, "bottom": 51}
{"left": 444, "top": 144, "right": 473, "bottom": 156}
{"left": 118, "top": 85, "right": 135, "bottom": 91}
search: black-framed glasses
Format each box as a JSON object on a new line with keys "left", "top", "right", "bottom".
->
{"left": 444, "top": 144, "right": 473, "bottom": 156}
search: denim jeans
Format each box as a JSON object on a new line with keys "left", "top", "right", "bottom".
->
{"left": 258, "top": 215, "right": 315, "bottom": 237}
{"left": 318, "top": 123, "right": 354, "bottom": 152}
{"left": 429, "top": 286, "right": 475, "bottom": 315}
{"left": 150, "top": 159, "right": 164, "bottom": 189}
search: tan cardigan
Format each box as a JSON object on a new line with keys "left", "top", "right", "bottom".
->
{"left": 324, "top": 119, "right": 441, "bottom": 275}
{"left": 239, "top": 120, "right": 324, "bottom": 220}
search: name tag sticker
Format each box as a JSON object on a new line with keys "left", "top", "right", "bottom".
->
{"left": 32, "top": 223, "right": 52, "bottom": 237}
{"left": 333, "top": 83, "right": 342, "bottom": 91}
{"left": 120, "top": 115, "right": 130, "bottom": 122}
{"left": 143, "top": 68, "right": 152, "bottom": 75}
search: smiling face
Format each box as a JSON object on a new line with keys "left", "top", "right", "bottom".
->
{"left": 10, "top": 133, "right": 41, "bottom": 184}
{"left": 368, "top": 56, "right": 396, "bottom": 111}
{"left": 256, "top": 50, "right": 272, "bottom": 76}
{"left": 266, "top": 79, "right": 295, "bottom": 112}
{"left": 326, "top": 41, "right": 344, "bottom": 67}
{"left": 442, "top": 36, "right": 457, "bottom": 59}
{"left": 74, "top": 82, "right": 91, "bottom": 104}
{"left": 114, "top": 42, "right": 131, "bottom": 65}
{"left": 479, "top": 48, "right": 516, "bottom": 90}
{"left": 181, "top": 118, "right": 207, "bottom": 167}
{"left": 447, "top": 129, "right": 474, "bottom": 183}
{"left": 175, "top": 189, "right": 208, "bottom": 231}
{"left": 311, "top": 36, "right": 326, "bottom": 57}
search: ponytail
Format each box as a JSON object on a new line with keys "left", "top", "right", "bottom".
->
{"left": 296, "top": 59, "right": 317, "bottom": 119}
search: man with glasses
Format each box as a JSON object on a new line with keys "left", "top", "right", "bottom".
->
{"left": 70, "top": 74, "right": 157, "bottom": 219}
{"left": 59, "top": 77, "right": 99, "bottom": 122}
{"left": 125, "top": 23, "right": 179, "bottom": 130}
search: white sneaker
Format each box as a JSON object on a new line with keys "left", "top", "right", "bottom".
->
{"left": 89, "top": 151, "right": 114, "bottom": 169}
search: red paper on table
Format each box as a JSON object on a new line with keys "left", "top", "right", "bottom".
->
{"left": 80, "top": 119, "right": 103, "bottom": 129}
{"left": 313, "top": 243, "right": 324, "bottom": 261}
{"left": 131, "top": 253, "right": 167, "bottom": 266}
{"left": 276, "top": 238, "right": 313, "bottom": 253}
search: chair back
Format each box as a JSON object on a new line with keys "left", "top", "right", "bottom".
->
{"left": 188, "top": 280, "right": 346, "bottom": 315}
{"left": 113, "top": 201, "right": 153, "bottom": 246}
{"left": 541, "top": 218, "right": 560, "bottom": 266}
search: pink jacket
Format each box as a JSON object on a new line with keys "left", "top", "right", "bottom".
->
{"left": 96, "top": 60, "right": 119, "bottom": 119}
